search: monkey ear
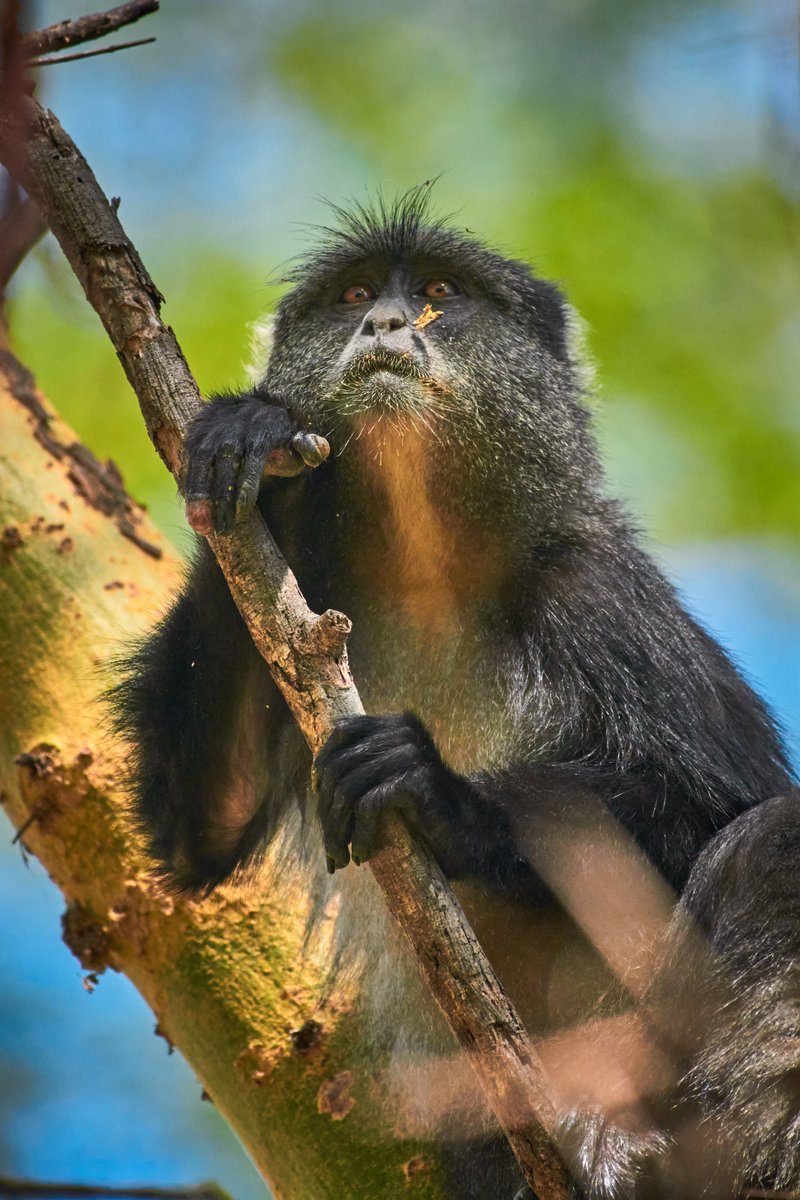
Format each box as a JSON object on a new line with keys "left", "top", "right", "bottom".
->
{"left": 244, "top": 313, "right": 276, "bottom": 386}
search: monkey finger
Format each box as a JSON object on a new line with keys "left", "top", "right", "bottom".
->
{"left": 292, "top": 431, "right": 330, "bottom": 468}
{"left": 320, "top": 788, "right": 353, "bottom": 871}
{"left": 317, "top": 773, "right": 357, "bottom": 871}
{"left": 322, "top": 837, "right": 350, "bottom": 872}
{"left": 350, "top": 790, "right": 387, "bottom": 865}
{"left": 184, "top": 439, "right": 216, "bottom": 504}
{"left": 322, "top": 776, "right": 358, "bottom": 839}
{"left": 185, "top": 497, "right": 214, "bottom": 536}
{"left": 210, "top": 445, "right": 242, "bottom": 535}
{"left": 235, "top": 449, "right": 270, "bottom": 519}
{"left": 263, "top": 446, "right": 307, "bottom": 478}
{"left": 262, "top": 435, "right": 329, "bottom": 478}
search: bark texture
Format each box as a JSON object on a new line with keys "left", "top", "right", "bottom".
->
{"left": 21, "top": 0, "right": 159, "bottom": 58}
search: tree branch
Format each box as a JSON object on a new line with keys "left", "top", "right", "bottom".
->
{"left": 22, "top": 0, "right": 159, "bottom": 59}
{"left": 0, "top": 95, "right": 570, "bottom": 1200}
{"left": 27, "top": 37, "right": 156, "bottom": 68}
{"left": 0, "top": 349, "right": 456, "bottom": 1198}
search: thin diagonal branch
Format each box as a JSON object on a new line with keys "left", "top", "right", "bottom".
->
{"left": 27, "top": 37, "right": 156, "bottom": 68}
{"left": 0, "top": 92, "right": 571, "bottom": 1200}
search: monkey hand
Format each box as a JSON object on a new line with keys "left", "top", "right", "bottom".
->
{"left": 314, "top": 712, "right": 473, "bottom": 874}
{"left": 184, "top": 394, "right": 329, "bottom": 536}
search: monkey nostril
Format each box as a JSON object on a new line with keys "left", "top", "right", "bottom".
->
{"left": 376, "top": 317, "right": 404, "bottom": 334}
{"left": 362, "top": 310, "right": 406, "bottom": 337}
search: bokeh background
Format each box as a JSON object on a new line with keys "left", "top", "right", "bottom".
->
{"left": 2, "top": 1, "right": 799, "bottom": 1196}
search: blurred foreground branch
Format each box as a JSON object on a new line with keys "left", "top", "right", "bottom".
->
{"left": 0, "top": 184, "right": 45, "bottom": 336}
{"left": 0, "top": 1182, "right": 225, "bottom": 1200}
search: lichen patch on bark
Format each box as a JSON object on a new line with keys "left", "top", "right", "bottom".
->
{"left": 1, "top": 348, "right": 161, "bottom": 559}
{"left": 317, "top": 1070, "right": 356, "bottom": 1120}
{"left": 237, "top": 1038, "right": 287, "bottom": 1086}
{"left": 402, "top": 1154, "right": 432, "bottom": 1182}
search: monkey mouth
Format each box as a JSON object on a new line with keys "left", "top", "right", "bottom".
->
{"left": 330, "top": 349, "right": 449, "bottom": 414}
{"left": 337, "top": 349, "right": 428, "bottom": 388}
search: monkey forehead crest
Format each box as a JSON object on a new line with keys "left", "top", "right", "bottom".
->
{"left": 279, "top": 184, "right": 568, "bottom": 332}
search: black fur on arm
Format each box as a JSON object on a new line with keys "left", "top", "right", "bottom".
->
{"left": 500, "top": 524, "right": 794, "bottom": 886}
{"left": 109, "top": 544, "right": 293, "bottom": 891}
{"left": 108, "top": 386, "right": 318, "bottom": 891}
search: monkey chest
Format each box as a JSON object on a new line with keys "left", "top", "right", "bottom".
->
{"left": 347, "top": 614, "right": 517, "bottom": 775}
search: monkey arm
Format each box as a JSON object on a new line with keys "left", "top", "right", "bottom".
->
{"left": 110, "top": 544, "right": 303, "bottom": 891}
{"left": 314, "top": 712, "right": 715, "bottom": 903}
{"left": 315, "top": 525, "right": 793, "bottom": 904}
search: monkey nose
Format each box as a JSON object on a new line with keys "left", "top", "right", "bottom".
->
{"left": 361, "top": 306, "right": 407, "bottom": 337}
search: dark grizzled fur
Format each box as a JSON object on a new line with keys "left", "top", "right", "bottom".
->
{"left": 111, "top": 185, "right": 798, "bottom": 1197}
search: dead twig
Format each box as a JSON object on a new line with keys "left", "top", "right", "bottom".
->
{"left": 27, "top": 36, "right": 155, "bottom": 67}
{"left": 22, "top": 0, "right": 158, "bottom": 59}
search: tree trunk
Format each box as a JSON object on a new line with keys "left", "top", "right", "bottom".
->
{"left": 0, "top": 348, "right": 456, "bottom": 1200}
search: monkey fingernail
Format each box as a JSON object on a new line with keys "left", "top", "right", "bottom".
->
{"left": 185, "top": 498, "right": 213, "bottom": 536}
{"left": 325, "top": 855, "right": 336, "bottom": 875}
{"left": 293, "top": 431, "right": 330, "bottom": 468}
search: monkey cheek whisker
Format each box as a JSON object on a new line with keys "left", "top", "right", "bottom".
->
{"left": 335, "top": 428, "right": 357, "bottom": 458}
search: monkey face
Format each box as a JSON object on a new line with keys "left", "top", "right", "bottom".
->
{"left": 262, "top": 199, "right": 593, "bottom": 502}
{"left": 321, "top": 265, "right": 470, "bottom": 418}
{"left": 266, "top": 248, "right": 512, "bottom": 444}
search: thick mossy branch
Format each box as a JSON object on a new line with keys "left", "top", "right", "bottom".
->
{"left": 2, "top": 355, "right": 435, "bottom": 1200}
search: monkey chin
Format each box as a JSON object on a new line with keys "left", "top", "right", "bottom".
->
{"left": 337, "top": 370, "right": 432, "bottom": 418}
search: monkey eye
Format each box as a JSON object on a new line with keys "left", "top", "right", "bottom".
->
{"left": 339, "top": 283, "right": 376, "bottom": 305}
{"left": 423, "top": 279, "right": 460, "bottom": 298}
